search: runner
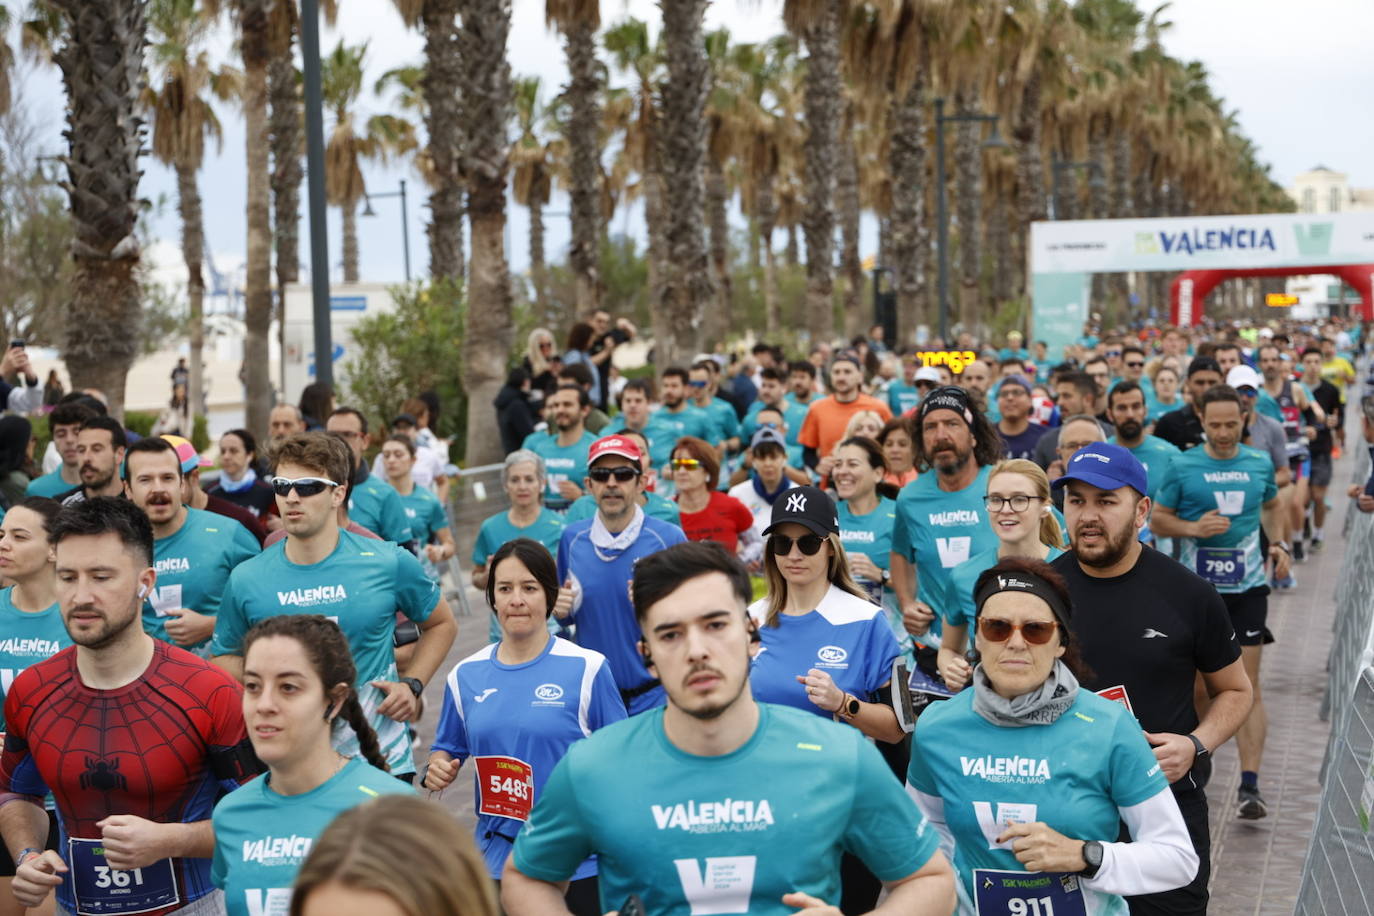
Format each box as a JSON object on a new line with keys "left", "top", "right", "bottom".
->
{"left": 885, "top": 355, "right": 924, "bottom": 417}
{"left": 1146, "top": 364, "right": 1182, "bottom": 425}
{"left": 1106, "top": 381, "right": 1181, "bottom": 545}
{"left": 877, "top": 417, "right": 918, "bottom": 488}
{"left": 379, "top": 435, "right": 454, "bottom": 583}
{"left": 423, "top": 539, "right": 625, "bottom": 915}
{"left": 935, "top": 460, "right": 1067, "bottom": 690}
{"left": 671, "top": 437, "right": 758, "bottom": 563}
{"left": 204, "top": 429, "right": 279, "bottom": 524}
{"left": 501, "top": 540, "right": 954, "bottom": 916}
{"left": 688, "top": 361, "right": 741, "bottom": 456}
{"left": 890, "top": 386, "right": 1003, "bottom": 647}
{"left": 741, "top": 367, "right": 808, "bottom": 458}
{"left": 727, "top": 428, "right": 797, "bottom": 564}
{"left": 1319, "top": 336, "right": 1356, "bottom": 453}
{"left": 909, "top": 558, "right": 1198, "bottom": 916}
{"left": 211, "top": 432, "right": 458, "bottom": 780}
{"left": 564, "top": 430, "right": 682, "bottom": 526}
{"left": 1298, "top": 346, "right": 1341, "bottom": 551}
{"left": 1051, "top": 442, "right": 1254, "bottom": 916}
{"left": 57, "top": 417, "right": 127, "bottom": 506}
{"left": 1153, "top": 356, "right": 1223, "bottom": 452}
{"left": 799, "top": 354, "right": 893, "bottom": 473}
{"left": 995, "top": 376, "right": 1049, "bottom": 460}
{"left": 1256, "top": 344, "right": 1318, "bottom": 565}
{"left": 1151, "top": 385, "right": 1289, "bottom": 820}
{"left": 324, "top": 409, "right": 414, "bottom": 546}
{"left": 267, "top": 404, "right": 307, "bottom": 444}
{"left": 650, "top": 369, "right": 716, "bottom": 484}
{"left": 0, "top": 497, "right": 260, "bottom": 916}
{"left": 123, "top": 437, "right": 260, "bottom": 656}
{"left": 555, "top": 436, "right": 685, "bottom": 714}
{"left": 210, "top": 616, "right": 411, "bottom": 916}
{"left": 785, "top": 360, "right": 822, "bottom": 410}
{"left": 1032, "top": 372, "right": 1102, "bottom": 470}
{"left": 24, "top": 403, "right": 95, "bottom": 500}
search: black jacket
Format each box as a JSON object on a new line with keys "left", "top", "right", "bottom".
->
{"left": 495, "top": 384, "right": 538, "bottom": 454}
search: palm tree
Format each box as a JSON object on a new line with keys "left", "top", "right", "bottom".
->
{"left": 459, "top": 0, "right": 513, "bottom": 466}
{"left": 656, "top": 0, "right": 713, "bottom": 367}
{"left": 236, "top": 0, "right": 273, "bottom": 436}
{"left": 547, "top": 0, "right": 603, "bottom": 314}
{"left": 785, "top": 0, "right": 842, "bottom": 346}
{"left": 268, "top": 0, "right": 301, "bottom": 333}
{"left": 512, "top": 76, "right": 557, "bottom": 325}
{"left": 145, "top": 0, "right": 240, "bottom": 434}
{"left": 836, "top": 94, "right": 863, "bottom": 339}
{"left": 0, "top": 4, "right": 13, "bottom": 116}
{"left": 703, "top": 28, "right": 739, "bottom": 348}
{"left": 49, "top": 0, "right": 148, "bottom": 415}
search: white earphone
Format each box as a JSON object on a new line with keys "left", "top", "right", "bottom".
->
{"left": 137, "top": 585, "right": 149, "bottom": 599}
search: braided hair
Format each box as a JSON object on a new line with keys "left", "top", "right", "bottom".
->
{"left": 242, "top": 615, "right": 389, "bottom": 772}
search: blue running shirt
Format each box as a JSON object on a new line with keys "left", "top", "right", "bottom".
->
{"left": 908, "top": 689, "right": 1168, "bottom": 916}
{"left": 1155, "top": 445, "right": 1277, "bottom": 593}
{"left": 145, "top": 507, "right": 260, "bottom": 653}
{"left": 212, "top": 530, "right": 440, "bottom": 773}
{"left": 211, "top": 757, "right": 413, "bottom": 916}
{"left": 0, "top": 587, "right": 70, "bottom": 732}
{"left": 513, "top": 703, "right": 941, "bottom": 915}
{"left": 431, "top": 636, "right": 626, "bottom": 878}
{"left": 747, "top": 586, "right": 900, "bottom": 715}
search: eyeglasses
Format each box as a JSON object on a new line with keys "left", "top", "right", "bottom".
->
{"left": 983, "top": 494, "right": 1043, "bottom": 512}
{"left": 671, "top": 458, "right": 702, "bottom": 470}
{"left": 588, "top": 466, "right": 640, "bottom": 483}
{"left": 269, "top": 476, "right": 339, "bottom": 498}
{"left": 1105, "top": 350, "right": 1122, "bottom": 357}
{"left": 978, "top": 617, "right": 1059, "bottom": 645}
{"left": 771, "top": 533, "right": 826, "bottom": 556}
{"left": 1125, "top": 361, "right": 1145, "bottom": 369}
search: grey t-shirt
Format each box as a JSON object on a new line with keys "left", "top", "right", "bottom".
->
{"left": 1246, "top": 413, "right": 1288, "bottom": 472}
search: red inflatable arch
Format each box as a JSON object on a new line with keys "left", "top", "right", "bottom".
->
{"left": 1169, "top": 264, "right": 1374, "bottom": 326}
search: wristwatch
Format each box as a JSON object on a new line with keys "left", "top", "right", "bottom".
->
{"left": 1187, "top": 733, "right": 1209, "bottom": 760}
{"left": 834, "top": 693, "right": 861, "bottom": 721}
{"left": 401, "top": 677, "right": 425, "bottom": 698}
{"left": 1079, "top": 841, "right": 1103, "bottom": 879}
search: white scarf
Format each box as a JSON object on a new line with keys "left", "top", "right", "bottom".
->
{"left": 590, "top": 504, "right": 646, "bottom": 561}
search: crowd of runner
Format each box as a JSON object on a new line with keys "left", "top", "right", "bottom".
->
{"left": 0, "top": 313, "right": 1366, "bottom": 916}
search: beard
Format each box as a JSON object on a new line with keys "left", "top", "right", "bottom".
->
{"left": 1116, "top": 418, "right": 1143, "bottom": 441}
{"left": 931, "top": 444, "right": 971, "bottom": 476}
{"left": 65, "top": 601, "right": 140, "bottom": 650}
{"left": 1073, "top": 518, "right": 1137, "bottom": 569}
{"left": 670, "top": 665, "right": 749, "bottom": 721}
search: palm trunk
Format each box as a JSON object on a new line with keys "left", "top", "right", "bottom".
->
{"left": 269, "top": 2, "right": 301, "bottom": 395}
{"left": 889, "top": 66, "right": 928, "bottom": 340}
{"left": 565, "top": 20, "right": 603, "bottom": 313}
{"left": 953, "top": 87, "right": 981, "bottom": 332}
{"left": 837, "top": 112, "right": 862, "bottom": 340}
{"left": 1088, "top": 121, "right": 1109, "bottom": 316}
{"left": 177, "top": 162, "right": 206, "bottom": 430}
{"left": 988, "top": 179, "right": 1012, "bottom": 306}
{"left": 460, "top": 0, "right": 513, "bottom": 467}
{"left": 241, "top": 0, "right": 273, "bottom": 434}
{"left": 52, "top": 0, "right": 147, "bottom": 417}
{"left": 423, "top": 0, "right": 465, "bottom": 282}
{"left": 758, "top": 179, "right": 780, "bottom": 337}
{"left": 529, "top": 197, "right": 549, "bottom": 324}
{"left": 705, "top": 152, "right": 730, "bottom": 347}
{"left": 341, "top": 199, "right": 359, "bottom": 282}
{"left": 644, "top": 169, "right": 671, "bottom": 358}
{"left": 656, "top": 0, "right": 712, "bottom": 368}
{"left": 801, "top": 0, "right": 840, "bottom": 346}
{"left": 1109, "top": 129, "right": 1131, "bottom": 315}
{"left": 1013, "top": 71, "right": 1047, "bottom": 229}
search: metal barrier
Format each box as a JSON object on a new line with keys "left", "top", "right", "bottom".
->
{"left": 439, "top": 463, "right": 510, "bottom": 617}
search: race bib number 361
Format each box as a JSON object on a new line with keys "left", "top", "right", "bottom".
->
{"left": 474, "top": 755, "right": 534, "bottom": 822}
{"left": 68, "top": 838, "right": 180, "bottom": 916}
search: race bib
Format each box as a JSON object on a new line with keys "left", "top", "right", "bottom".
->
{"left": 1196, "top": 547, "right": 1244, "bottom": 587}
{"left": 68, "top": 838, "right": 180, "bottom": 915}
{"left": 475, "top": 755, "right": 535, "bottom": 822}
{"left": 147, "top": 584, "right": 183, "bottom": 618}
{"left": 1095, "top": 685, "right": 1134, "bottom": 714}
{"left": 973, "top": 869, "right": 1087, "bottom": 916}
{"left": 855, "top": 576, "right": 884, "bottom": 607}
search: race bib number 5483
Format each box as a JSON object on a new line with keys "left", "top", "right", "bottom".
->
{"left": 474, "top": 755, "right": 534, "bottom": 822}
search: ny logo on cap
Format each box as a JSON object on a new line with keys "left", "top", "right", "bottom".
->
{"left": 785, "top": 493, "right": 807, "bottom": 513}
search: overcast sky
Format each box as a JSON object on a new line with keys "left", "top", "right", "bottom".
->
{"left": 7, "top": 0, "right": 1374, "bottom": 291}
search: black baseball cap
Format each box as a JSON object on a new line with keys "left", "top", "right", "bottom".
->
{"left": 762, "top": 485, "right": 838, "bottom": 538}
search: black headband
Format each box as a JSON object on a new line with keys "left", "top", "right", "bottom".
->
{"left": 974, "top": 569, "right": 1073, "bottom": 636}
{"left": 918, "top": 386, "right": 975, "bottom": 426}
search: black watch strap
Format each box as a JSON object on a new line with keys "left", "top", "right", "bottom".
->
{"left": 402, "top": 677, "right": 424, "bottom": 698}
{"left": 1079, "top": 840, "right": 1103, "bottom": 879}
{"left": 1187, "top": 733, "right": 1209, "bottom": 760}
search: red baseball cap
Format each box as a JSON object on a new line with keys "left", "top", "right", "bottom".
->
{"left": 588, "top": 435, "right": 643, "bottom": 466}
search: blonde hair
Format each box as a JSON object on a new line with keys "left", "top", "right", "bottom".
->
{"left": 526, "top": 328, "right": 555, "bottom": 376}
{"left": 987, "top": 459, "right": 1066, "bottom": 549}
{"left": 290, "top": 796, "right": 497, "bottom": 916}
{"left": 762, "top": 532, "right": 869, "bottom": 628}
{"left": 842, "top": 410, "right": 885, "bottom": 442}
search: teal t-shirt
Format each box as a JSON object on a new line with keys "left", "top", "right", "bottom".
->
{"left": 1155, "top": 445, "right": 1277, "bottom": 593}
{"left": 211, "top": 531, "right": 440, "bottom": 773}
{"left": 349, "top": 473, "right": 414, "bottom": 544}
{"left": 144, "top": 507, "right": 260, "bottom": 652}
{"left": 521, "top": 429, "right": 598, "bottom": 510}
{"left": 908, "top": 688, "right": 1167, "bottom": 916}
{"left": 649, "top": 405, "right": 716, "bottom": 460}
{"left": 393, "top": 483, "right": 448, "bottom": 542}
{"left": 0, "top": 587, "right": 70, "bottom": 731}
{"left": 836, "top": 497, "right": 912, "bottom": 663}
{"left": 512, "top": 703, "right": 940, "bottom": 915}
{"left": 938, "top": 545, "right": 1067, "bottom": 631}
{"left": 211, "top": 757, "right": 414, "bottom": 916}
{"left": 740, "top": 400, "right": 809, "bottom": 449}
{"left": 886, "top": 382, "right": 921, "bottom": 417}
{"left": 891, "top": 466, "right": 998, "bottom": 615}
{"left": 25, "top": 467, "right": 76, "bottom": 499}
{"left": 701, "top": 397, "right": 740, "bottom": 447}
{"left": 1110, "top": 435, "right": 1181, "bottom": 544}
{"left": 564, "top": 492, "right": 681, "bottom": 527}
{"left": 472, "top": 507, "right": 567, "bottom": 643}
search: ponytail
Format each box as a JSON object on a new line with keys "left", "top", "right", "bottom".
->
{"left": 1040, "top": 511, "right": 1066, "bottom": 550}
{"left": 341, "top": 693, "right": 390, "bottom": 773}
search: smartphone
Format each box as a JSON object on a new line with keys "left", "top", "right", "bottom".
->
{"left": 9, "top": 340, "right": 23, "bottom": 349}
{"left": 619, "top": 895, "right": 646, "bottom": 916}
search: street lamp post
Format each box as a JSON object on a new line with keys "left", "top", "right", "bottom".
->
{"left": 933, "top": 97, "right": 1006, "bottom": 345}
{"left": 301, "top": 0, "right": 333, "bottom": 387}
{"left": 362, "top": 179, "right": 411, "bottom": 284}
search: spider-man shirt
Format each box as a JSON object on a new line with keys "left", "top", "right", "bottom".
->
{"left": 0, "top": 640, "right": 258, "bottom": 916}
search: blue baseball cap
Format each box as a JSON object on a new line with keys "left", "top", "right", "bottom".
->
{"left": 1051, "top": 442, "right": 1148, "bottom": 497}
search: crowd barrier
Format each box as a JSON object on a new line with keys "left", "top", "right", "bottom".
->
{"left": 1296, "top": 384, "right": 1374, "bottom": 916}
{"left": 440, "top": 462, "right": 509, "bottom": 617}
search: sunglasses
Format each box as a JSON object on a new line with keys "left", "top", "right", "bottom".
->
{"left": 687, "top": 380, "right": 708, "bottom": 388}
{"left": 1125, "top": 361, "right": 1145, "bottom": 369}
{"left": 978, "top": 617, "right": 1059, "bottom": 645}
{"left": 771, "top": 533, "right": 826, "bottom": 556}
{"left": 269, "top": 476, "right": 339, "bottom": 498}
{"left": 671, "top": 458, "right": 702, "bottom": 470}
{"left": 588, "top": 466, "right": 640, "bottom": 483}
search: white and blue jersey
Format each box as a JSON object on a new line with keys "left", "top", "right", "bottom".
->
{"left": 513, "top": 703, "right": 941, "bottom": 916}
{"left": 0, "top": 587, "right": 69, "bottom": 732}
{"left": 908, "top": 688, "right": 1171, "bottom": 916}
{"left": 556, "top": 514, "right": 687, "bottom": 714}
{"left": 1156, "top": 446, "right": 1277, "bottom": 593}
{"left": 212, "top": 530, "right": 440, "bottom": 774}
{"left": 431, "top": 636, "right": 626, "bottom": 878}
{"left": 211, "top": 758, "right": 413, "bottom": 916}
{"left": 747, "top": 585, "right": 900, "bottom": 715}
{"left": 144, "top": 507, "right": 260, "bottom": 653}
